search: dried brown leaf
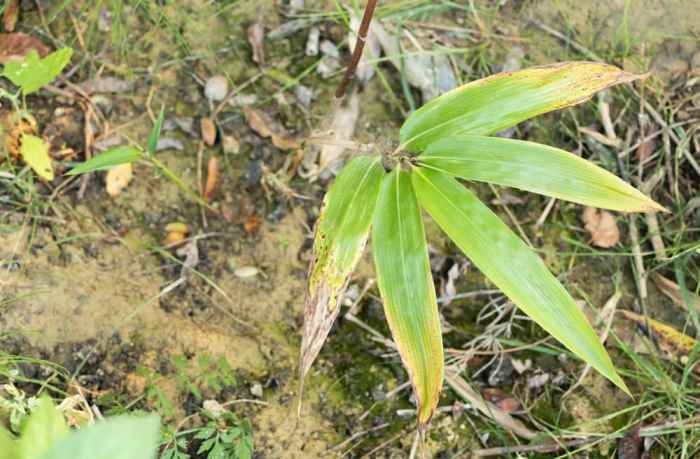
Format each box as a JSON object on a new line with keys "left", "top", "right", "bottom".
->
{"left": 247, "top": 21, "right": 265, "bottom": 65}
{"left": 203, "top": 156, "right": 219, "bottom": 202}
{"left": 481, "top": 388, "right": 521, "bottom": 414}
{"left": 105, "top": 163, "right": 133, "bottom": 197}
{"left": 0, "top": 32, "right": 48, "bottom": 64}
{"left": 446, "top": 367, "right": 536, "bottom": 439}
{"left": 651, "top": 273, "right": 700, "bottom": 314}
{"left": 200, "top": 117, "right": 217, "bottom": 146}
{"left": 618, "top": 427, "right": 642, "bottom": 459}
{"left": 583, "top": 207, "right": 620, "bottom": 248}
{"left": 3, "top": 0, "right": 19, "bottom": 32}
{"left": 244, "top": 107, "right": 299, "bottom": 150}
{"left": 319, "top": 91, "right": 360, "bottom": 170}
{"left": 243, "top": 215, "right": 261, "bottom": 236}
{"left": 636, "top": 136, "right": 656, "bottom": 163}
{"left": 621, "top": 310, "right": 698, "bottom": 369}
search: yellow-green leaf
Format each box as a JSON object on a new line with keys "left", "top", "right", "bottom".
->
{"left": 400, "top": 62, "right": 640, "bottom": 152}
{"left": 411, "top": 167, "right": 628, "bottom": 394}
{"left": 300, "top": 156, "right": 385, "bottom": 382}
{"left": 372, "top": 170, "right": 443, "bottom": 425}
{"left": 419, "top": 135, "right": 664, "bottom": 212}
{"left": 18, "top": 397, "right": 69, "bottom": 459}
{"left": 20, "top": 133, "right": 53, "bottom": 180}
{"left": 0, "top": 427, "right": 18, "bottom": 459}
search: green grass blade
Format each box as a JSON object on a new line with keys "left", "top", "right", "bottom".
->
{"left": 411, "top": 167, "right": 629, "bottom": 394}
{"left": 147, "top": 106, "right": 165, "bottom": 156}
{"left": 300, "top": 156, "right": 385, "bottom": 382}
{"left": 419, "top": 135, "right": 664, "bottom": 212}
{"left": 372, "top": 170, "right": 443, "bottom": 425}
{"left": 400, "top": 62, "right": 641, "bottom": 152}
{"left": 65, "top": 146, "right": 143, "bottom": 176}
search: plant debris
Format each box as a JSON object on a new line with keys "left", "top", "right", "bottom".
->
{"left": 0, "top": 32, "right": 48, "bottom": 63}
{"left": 244, "top": 107, "right": 298, "bottom": 150}
{"left": 105, "top": 163, "right": 133, "bottom": 197}
{"left": 582, "top": 206, "right": 620, "bottom": 248}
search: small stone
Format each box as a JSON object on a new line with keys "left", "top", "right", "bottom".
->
{"left": 250, "top": 383, "right": 263, "bottom": 398}
{"left": 222, "top": 135, "right": 240, "bottom": 155}
{"left": 204, "top": 75, "right": 229, "bottom": 102}
{"left": 203, "top": 399, "right": 225, "bottom": 418}
{"left": 234, "top": 266, "right": 259, "bottom": 278}
{"left": 305, "top": 27, "right": 320, "bottom": 56}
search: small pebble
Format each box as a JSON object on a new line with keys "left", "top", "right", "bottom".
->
{"left": 204, "top": 75, "right": 229, "bottom": 102}
{"left": 234, "top": 266, "right": 259, "bottom": 278}
{"left": 250, "top": 383, "right": 264, "bottom": 398}
{"left": 306, "top": 27, "right": 320, "bottom": 56}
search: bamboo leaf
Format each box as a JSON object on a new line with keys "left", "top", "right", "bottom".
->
{"left": 419, "top": 135, "right": 664, "bottom": 212}
{"left": 400, "top": 62, "right": 640, "bottom": 152}
{"left": 411, "top": 167, "right": 628, "bottom": 393}
{"left": 66, "top": 146, "right": 143, "bottom": 176}
{"left": 18, "top": 397, "right": 68, "bottom": 459}
{"left": 372, "top": 170, "right": 443, "bottom": 425}
{"left": 42, "top": 415, "right": 160, "bottom": 459}
{"left": 300, "top": 156, "right": 385, "bottom": 382}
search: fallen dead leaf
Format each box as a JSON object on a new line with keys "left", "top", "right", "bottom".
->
{"left": 621, "top": 310, "right": 699, "bottom": 370}
{"left": 200, "top": 117, "right": 217, "bottom": 146}
{"left": 105, "top": 163, "right": 133, "bottom": 197}
{"left": 652, "top": 273, "right": 700, "bottom": 314}
{"left": 481, "top": 388, "right": 521, "bottom": 414}
{"left": 244, "top": 107, "right": 298, "bottom": 150}
{"left": 3, "top": 0, "right": 19, "bottom": 32}
{"left": 0, "top": 32, "right": 48, "bottom": 64}
{"left": 163, "top": 222, "right": 189, "bottom": 247}
{"left": 318, "top": 91, "right": 360, "bottom": 171}
{"left": 583, "top": 207, "right": 620, "bottom": 248}
{"left": 636, "top": 135, "right": 657, "bottom": 163}
{"left": 618, "top": 427, "right": 643, "bottom": 459}
{"left": 243, "top": 215, "right": 262, "bottom": 236}
{"left": 247, "top": 21, "right": 265, "bottom": 65}
{"left": 203, "top": 156, "right": 219, "bottom": 202}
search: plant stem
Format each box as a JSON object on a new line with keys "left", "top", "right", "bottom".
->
{"left": 335, "top": 0, "right": 378, "bottom": 99}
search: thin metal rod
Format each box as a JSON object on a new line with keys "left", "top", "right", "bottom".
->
{"left": 335, "top": 0, "right": 378, "bottom": 98}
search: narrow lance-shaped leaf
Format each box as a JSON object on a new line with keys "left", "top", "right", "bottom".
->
{"left": 411, "top": 167, "right": 629, "bottom": 393}
{"left": 300, "top": 156, "right": 385, "bottom": 383}
{"left": 400, "top": 62, "right": 640, "bottom": 152}
{"left": 372, "top": 170, "right": 443, "bottom": 425}
{"left": 65, "top": 146, "right": 143, "bottom": 176}
{"left": 18, "top": 397, "right": 68, "bottom": 459}
{"left": 419, "top": 135, "right": 665, "bottom": 212}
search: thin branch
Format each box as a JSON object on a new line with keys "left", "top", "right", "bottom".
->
{"left": 335, "top": 0, "right": 378, "bottom": 98}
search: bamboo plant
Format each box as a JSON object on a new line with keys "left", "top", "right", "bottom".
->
{"left": 299, "top": 51, "right": 664, "bottom": 426}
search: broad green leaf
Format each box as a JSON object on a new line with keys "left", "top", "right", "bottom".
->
{"left": 147, "top": 106, "right": 165, "bottom": 156}
{"left": 411, "top": 167, "right": 629, "bottom": 393}
{"left": 372, "top": 170, "right": 443, "bottom": 425}
{"left": 42, "top": 415, "right": 160, "bottom": 459}
{"left": 20, "top": 134, "right": 54, "bottom": 180}
{"left": 2, "top": 48, "right": 73, "bottom": 95}
{"left": 0, "top": 427, "right": 18, "bottom": 459}
{"left": 419, "top": 135, "right": 664, "bottom": 212}
{"left": 66, "top": 146, "right": 143, "bottom": 176}
{"left": 400, "top": 62, "right": 640, "bottom": 152}
{"left": 18, "top": 397, "right": 68, "bottom": 459}
{"left": 300, "top": 156, "right": 385, "bottom": 382}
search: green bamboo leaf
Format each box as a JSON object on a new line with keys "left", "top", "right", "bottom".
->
{"left": 400, "top": 62, "right": 640, "bottom": 152}
{"left": 18, "top": 397, "right": 68, "bottom": 459}
{"left": 300, "top": 156, "right": 385, "bottom": 383}
{"left": 419, "top": 135, "right": 664, "bottom": 212}
{"left": 372, "top": 170, "right": 443, "bottom": 425}
{"left": 65, "top": 146, "right": 143, "bottom": 176}
{"left": 0, "top": 427, "right": 18, "bottom": 459}
{"left": 42, "top": 415, "right": 160, "bottom": 459}
{"left": 411, "top": 167, "right": 629, "bottom": 394}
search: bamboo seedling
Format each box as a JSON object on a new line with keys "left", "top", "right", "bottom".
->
{"left": 300, "top": 1, "right": 664, "bottom": 428}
